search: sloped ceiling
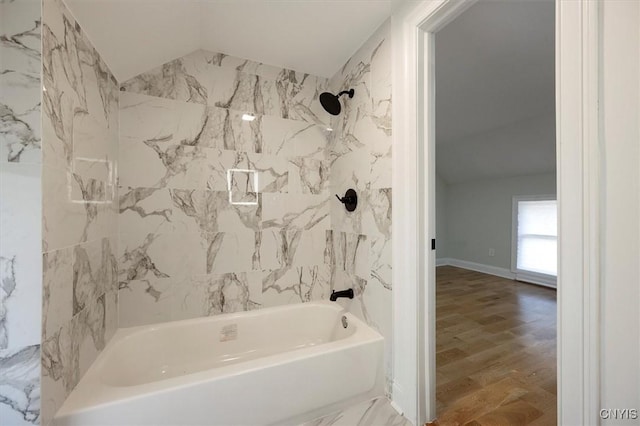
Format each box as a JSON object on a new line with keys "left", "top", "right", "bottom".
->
{"left": 65, "top": 0, "right": 555, "bottom": 184}
{"left": 435, "top": 0, "right": 556, "bottom": 184}
{"left": 64, "top": 0, "right": 392, "bottom": 82}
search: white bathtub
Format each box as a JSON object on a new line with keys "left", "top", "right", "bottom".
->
{"left": 54, "top": 301, "right": 384, "bottom": 426}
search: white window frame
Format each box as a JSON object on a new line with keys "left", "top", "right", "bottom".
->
{"left": 511, "top": 195, "right": 558, "bottom": 288}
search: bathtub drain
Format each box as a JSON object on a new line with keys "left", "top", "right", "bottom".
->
{"left": 341, "top": 315, "right": 348, "bottom": 329}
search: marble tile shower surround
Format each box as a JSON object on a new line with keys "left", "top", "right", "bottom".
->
{"left": 0, "top": 0, "right": 395, "bottom": 424}
{"left": 1, "top": 0, "right": 43, "bottom": 424}
{"left": 116, "top": 21, "right": 392, "bottom": 392}
{"left": 1, "top": 0, "right": 42, "bottom": 163}
{"left": 39, "top": 0, "right": 119, "bottom": 424}
{"left": 327, "top": 20, "right": 393, "bottom": 394}
{"left": 118, "top": 49, "right": 337, "bottom": 326}
{"left": 119, "top": 49, "right": 331, "bottom": 126}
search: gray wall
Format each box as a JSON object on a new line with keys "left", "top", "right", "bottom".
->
{"left": 435, "top": 174, "right": 448, "bottom": 258}
{"left": 437, "top": 172, "right": 556, "bottom": 270}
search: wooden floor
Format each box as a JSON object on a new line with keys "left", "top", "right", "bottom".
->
{"left": 433, "top": 266, "right": 557, "bottom": 426}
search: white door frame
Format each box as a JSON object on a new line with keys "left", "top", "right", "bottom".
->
{"left": 391, "top": 1, "right": 602, "bottom": 425}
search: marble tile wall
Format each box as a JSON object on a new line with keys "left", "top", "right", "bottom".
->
{"left": 301, "top": 397, "right": 409, "bottom": 426}
{"left": 118, "top": 49, "right": 336, "bottom": 326}
{"left": 1, "top": 6, "right": 391, "bottom": 422}
{"left": 117, "top": 19, "right": 392, "bottom": 395}
{"left": 1, "top": 0, "right": 43, "bottom": 423}
{"left": 39, "top": 0, "right": 119, "bottom": 424}
{"left": 327, "top": 20, "right": 393, "bottom": 394}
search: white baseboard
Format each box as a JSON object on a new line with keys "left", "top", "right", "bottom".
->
{"left": 389, "top": 399, "right": 404, "bottom": 417}
{"left": 515, "top": 271, "right": 557, "bottom": 288}
{"left": 391, "top": 383, "right": 414, "bottom": 425}
{"left": 436, "top": 258, "right": 557, "bottom": 288}
{"left": 435, "top": 257, "right": 451, "bottom": 267}
{"left": 437, "top": 258, "right": 515, "bottom": 280}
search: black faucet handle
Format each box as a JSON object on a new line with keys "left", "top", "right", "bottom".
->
{"left": 335, "top": 189, "right": 358, "bottom": 212}
{"left": 336, "top": 194, "right": 356, "bottom": 204}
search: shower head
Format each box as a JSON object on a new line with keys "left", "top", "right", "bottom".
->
{"left": 319, "top": 89, "right": 355, "bottom": 115}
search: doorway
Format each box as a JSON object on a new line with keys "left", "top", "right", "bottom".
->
{"left": 433, "top": 1, "right": 557, "bottom": 423}
{"left": 391, "top": 1, "right": 601, "bottom": 425}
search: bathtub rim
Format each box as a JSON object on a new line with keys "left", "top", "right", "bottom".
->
{"left": 113, "top": 299, "right": 357, "bottom": 344}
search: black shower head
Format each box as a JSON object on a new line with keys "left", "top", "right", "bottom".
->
{"left": 319, "top": 89, "right": 355, "bottom": 115}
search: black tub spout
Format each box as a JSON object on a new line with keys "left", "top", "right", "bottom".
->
{"left": 330, "top": 288, "right": 354, "bottom": 301}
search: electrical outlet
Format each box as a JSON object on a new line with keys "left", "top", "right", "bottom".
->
{"left": 488, "top": 248, "right": 495, "bottom": 257}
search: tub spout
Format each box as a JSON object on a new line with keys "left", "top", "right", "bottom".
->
{"left": 330, "top": 289, "right": 354, "bottom": 301}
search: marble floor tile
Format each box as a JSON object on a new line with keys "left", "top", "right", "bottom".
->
{"left": 300, "top": 397, "right": 411, "bottom": 426}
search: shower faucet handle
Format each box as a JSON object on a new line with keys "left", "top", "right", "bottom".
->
{"left": 335, "top": 194, "right": 355, "bottom": 204}
{"left": 335, "top": 189, "right": 358, "bottom": 212}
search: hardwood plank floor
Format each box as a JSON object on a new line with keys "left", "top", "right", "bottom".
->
{"left": 433, "top": 266, "right": 557, "bottom": 426}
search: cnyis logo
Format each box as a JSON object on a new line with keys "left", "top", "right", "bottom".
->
{"left": 600, "top": 409, "right": 639, "bottom": 420}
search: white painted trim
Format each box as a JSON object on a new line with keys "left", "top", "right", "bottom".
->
{"left": 389, "top": 399, "right": 404, "bottom": 418}
{"left": 435, "top": 258, "right": 450, "bottom": 267}
{"left": 436, "top": 258, "right": 557, "bottom": 288}
{"left": 446, "top": 259, "right": 515, "bottom": 280}
{"left": 556, "top": 1, "right": 602, "bottom": 423}
{"left": 392, "top": 2, "right": 477, "bottom": 424}
{"left": 392, "top": 0, "right": 601, "bottom": 424}
{"left": 515, "top": 271, "right": 557, "bottom": 289}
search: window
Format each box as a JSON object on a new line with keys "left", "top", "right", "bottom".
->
{"left": 512, "top": 196, "right": 557, "bottom": 279}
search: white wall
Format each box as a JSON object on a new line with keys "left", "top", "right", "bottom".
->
{"left": 438, "top": 172, "right": 556, "bottom": 270}
{"left": 601, "top": 0, "right": 640, "bottom": 422}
